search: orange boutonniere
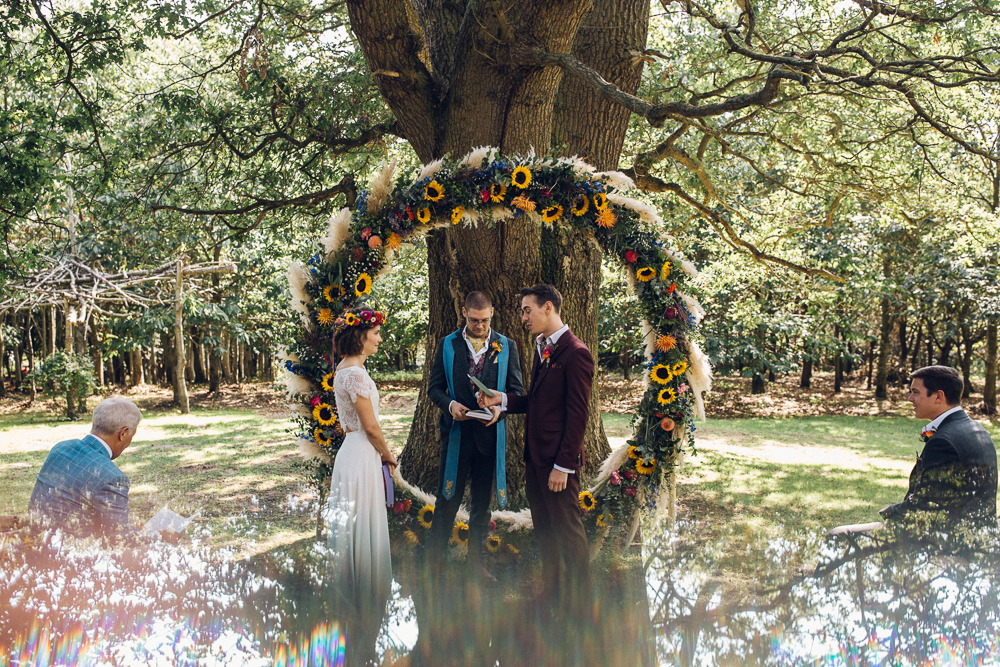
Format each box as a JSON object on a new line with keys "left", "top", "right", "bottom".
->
{"left": 921, "top": 428, "right": 936, "bottom": 441}
{"left": 541, "top": 342, "right": 555, "bottom": 364}
{"left": 492, "top": 339, "right": 502, "bottom": 363}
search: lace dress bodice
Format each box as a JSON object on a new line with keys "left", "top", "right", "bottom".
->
{"left": 334, "top": 366, "right": 380, "bottom": 432}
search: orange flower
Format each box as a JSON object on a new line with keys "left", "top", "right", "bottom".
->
{"left": 511, "top": 195, "right": 536, "bottom": 211}
{"left": 655, "top": 334, "right": 677, "bottom": 352}
{"left": 368, "top": 235, "right": 382, "bottom": 249}
{"left": 660, "top": 417, "right": 676, "bottom": 431}
{"left": 386, "top": 232, "right": 401, "bottom": 250}
{"left": 597, "top": 208, "right": 616, "bottom": 228}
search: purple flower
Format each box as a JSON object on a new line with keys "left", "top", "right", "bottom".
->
{"left": 665, "top": 306, "right": 679, "bottom": 319}
{"left": 625, "top": 486, "right": 637, "bottom": 497}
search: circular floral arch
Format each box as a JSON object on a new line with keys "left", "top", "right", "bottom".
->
{"left": 284, "top": 147, "right": 712, "bottom": 554}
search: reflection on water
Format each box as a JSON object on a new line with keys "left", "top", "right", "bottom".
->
{"left": 3, "top": 510, "right": 1000, "bottom": 665}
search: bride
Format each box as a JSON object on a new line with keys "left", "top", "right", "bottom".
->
{"left": 326, "top": 306, "right": 397, "bottom": 662}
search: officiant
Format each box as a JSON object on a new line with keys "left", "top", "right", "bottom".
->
{"left": 426, "top": 291, "right": 524, "bottom": 567}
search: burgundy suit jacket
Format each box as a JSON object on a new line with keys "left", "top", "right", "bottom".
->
{"left": 506, "top": 329, "right": 595, "bottom": 471}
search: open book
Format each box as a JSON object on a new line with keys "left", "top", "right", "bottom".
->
{"left": 464, "top": 408, "right": 495, "bottom": 421}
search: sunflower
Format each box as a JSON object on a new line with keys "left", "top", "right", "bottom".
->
{"left": 596, "top": 512, "right": 613, "bottom": 528}
{"left": 314, "top": 428, "right": 333, "bottom": 446}
{"left": 386, "top": 232, "right": 402, "bottom": 250}
{"left": 541, "top": 205, "right": 563, "bottom": 223}
{"left": 451, "top": 206, "right": 464, "bottom": 225}
{"left": 578, "top": 491, "right": 596, "bottom": 513}
{"left": 627, "top": 446, "right": 641, "bottom": 460}
{"left": 344, "top": 313, "right": 359, "bottom": 326}
{"left": 650, "top": 364, "right": 673, "bottom": 384}
{"left": 489, "top": 183, "right": 507, "bottom": 203}
{"left": 416, "top": 207, "right": 431, "bottom": 224}
{"left": 313, "top": 403, "right": 337, "bottom": 425}
{"left": 450, "top": 521, "right": 470, "bottom": 546}
{"left": 657, "top": 386, "right": 678, "bottom": 405}
{"left": 321, "top": 373, "right": 334, "bottom": 392}
{"left": 323, "top": 285, "right": 335, "bottom": 302}
{"left": 404, "top": 529, "right": 420, "bottom": 546}
{"left": 661, "top": 260, "right": 672, "bottom": 280}
{"left": 571, "top": 195, "right": 589, "bottom": 216}
{"left": 635, "top": 458, "right": 656, "bottom": 475}
{"left": 593, "top": 192, "right": 609, "bottom": 211}
{"left": 354, "top": 273, "right": 373, "bottom": 297}
{"left": 655, "top": 334, "right": 677, "bottom": 352}
{"left": 671, "top": 360, "right": 688, "bottom": 377}
{"left": 486, "top": 535, "right": 502, "bottom": 553}
{"left": 425, "top": 180, "right": 445, "bottom": 202}
{"left": 417, "top": 505, "right": 435, "bottom": 528}
{"left": 338, "top": 285, "right": 348, "bottom": 300}
{"left": 511, "top": 166, "right": 532, "bottom": 189}
{"left": 596, "top": 208, "right": 616, "bottom": 228}
{"left": 511, "top": 194, "right": 536, "bottom": 211}
{"left": 317, "top": 308, "right": 335, "bottom": 326}
{"left": 636, "top": 267, "right": 656, "bottom": 282}
{"left": 506, "top": 543, "right": 520, "bottom": 557}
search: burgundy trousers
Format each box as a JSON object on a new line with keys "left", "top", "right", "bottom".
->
{"left": 524, "top": 462, "right": 592, "bottom": 616}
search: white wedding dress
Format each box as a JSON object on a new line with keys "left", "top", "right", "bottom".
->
{"left": 326, "top": 365, "right": 392, "bottom": 630}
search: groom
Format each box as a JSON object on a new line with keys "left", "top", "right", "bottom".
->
{"left": 480, "top": 284, "right": 594, "bottom": 617}
{"left": 427, "top": 291, "right": 524, "bottom": 566}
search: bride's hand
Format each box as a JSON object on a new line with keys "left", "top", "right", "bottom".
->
{"left": 382, "top": 451, "right": 398, "bottom": 473}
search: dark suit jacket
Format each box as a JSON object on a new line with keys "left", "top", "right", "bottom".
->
{"left": 506, "top": 329, "right": 595, "bottom": 471}
{"left": 28, "top": 434, "right": 134, "bottom": 539}
{"left": 884, "top": 409, "right": 998, "bottom": 525}
{"left": 428, "top": 329, "right": 525, "bottom": 454}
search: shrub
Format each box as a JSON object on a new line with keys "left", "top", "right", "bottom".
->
{"left": 27, "top": 351, "right": 97, "bottom": 420}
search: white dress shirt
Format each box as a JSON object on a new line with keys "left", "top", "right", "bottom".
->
{"left": 89, "top": 432, "right": 114, "bottom": 458}
{"left": 924, "top": 406, "right": 963, "bottom": 434}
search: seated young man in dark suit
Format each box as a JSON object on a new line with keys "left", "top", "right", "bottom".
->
{"left": 879, "top": 365, "right": 997, "bottom": 527}
{"left": 28, "top": 397, "right": 146, "bottom": 540}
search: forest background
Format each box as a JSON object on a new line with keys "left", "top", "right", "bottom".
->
{"left": 2, "top": 0, "right": 999, "bottom": 474}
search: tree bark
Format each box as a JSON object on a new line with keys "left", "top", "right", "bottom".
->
{"left": 173, "top": 262, "right": 190, "bottom": 413}
{"left": 0, "top": 314, "right": 6, "bottom": 398}
{"left": 874, "top": 291, "right": 891, "bottom": 399}
{"left": 800, "top": 354, "right": 812, "bottom": 388}
{"left": 984, "top": 321, "right": 997, "bottom": 415}
{"left": 833, "top": 326, "right": 844, "bottom": 393}
{"left": 959, "top": 320, "right": 974, "bottom": 399}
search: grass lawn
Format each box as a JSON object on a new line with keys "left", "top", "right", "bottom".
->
{"left": 3, "top": 392, "right": 997, "bottom": 555}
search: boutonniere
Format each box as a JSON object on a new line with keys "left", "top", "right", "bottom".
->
{"left": 921, "top": 428, "right": 936, "bottom": 441}
{"left": 491, "top": 340, "right": 502, "bottom": 363}
{"left": 542, "top": 342, "right": 556, "bottom": 365}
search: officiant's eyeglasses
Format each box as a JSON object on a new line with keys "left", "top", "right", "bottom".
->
{"left": 467, "top": 316, "right": 491, "bottom": 325}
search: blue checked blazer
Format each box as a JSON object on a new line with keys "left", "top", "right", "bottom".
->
{"left": 29, "top": 434, "right": 133, "bottom": 538}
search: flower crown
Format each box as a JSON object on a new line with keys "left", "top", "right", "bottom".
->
{"left": 333, "top": 309, "right": 386, "bottom": 335}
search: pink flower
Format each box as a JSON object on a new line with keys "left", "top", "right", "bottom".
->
{"left": 679, "top": 383, "right": 689, "bottom": 394}
{"left": 310, "top": 396, "right": 321, "bottom": 406}
{"left": 361, "top": 227, "right": 372, "bottom": 240}
{"left": 610, "top": 470, "right": 621, "bottom": 485}
{"left": 393, "top": 500, "right": 406, "bottom": 514}
{"left": 625, "top": 486, "right": 637, "bottom": 497}
{"left": 352, "top": 247, "right": 365, "bottom": 262}
{"left": 624, "top": 469, "right": 637, "bottom": 481}
{"left": 368, "top": 235, "right": 382, "bottom": 249}
{"left": 540, "top": 188, "right": 553, "bottom": 198}
{"left": 625, "top": 250, "right": 638, "bottom": 263}
{"left": 481, "top": 189, "right": 490, "bottom": 203}
{"left": 665, "top": 306, "right": 679, "bottom": 319}
{"left": 489, "top": 519, "right": 497, "bottom": 532}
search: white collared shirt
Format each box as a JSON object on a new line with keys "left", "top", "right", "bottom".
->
{"left": 924, "top": 406, "right": 963, "bottom": 434}
{"left": 89, "top": 432, "right": 114, "bottom": 458}
{"left": 536, "top": 324, "right": 570, "bottom": 362}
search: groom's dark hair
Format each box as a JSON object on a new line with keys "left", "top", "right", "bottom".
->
{"left": 910, "top": 365, "right": 963, "bottom": 405}
{"left": 464, "top": 291, "right": 492, "bottom": 310}
{"left": 520, "top": 284, "right": 562, "bottom": 313}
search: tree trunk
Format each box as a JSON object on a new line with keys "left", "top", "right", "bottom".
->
{"left": 621, "top": 350, "right": 630, "bottom": 381}
{"left": 193, "top": 331, "right": 208, "bottom": 384}
{"left": 800, "top": 355, "right": 812, "bottom": 388}
{"left": 0, "top": 314, "right": 6, "bottom": 398}
{"left": 48, "top": 305, "right": 56, "bottom": 357}
{"left": 874, "top": 292, "right": 891, "bottom": 399}
{"left": 833, "top": 327, "right": 844, "bottom": 393}
{"left": 89, "top": 323, "right": 103, "bottom": 388}
{"left": 131, "top": 348, "right": 144, "bottom": 386}
{"left": 910, "top": 319, "right": 923, "bottom": 374}
{"left": 984, "top": 321, "right": 997, "bottom": 415}
{"left": 173, "top": 262, "right": 190, "bottom": 413}
{"left": 959, "top": 321, "right": 974, "bottom": 399}
{"left": 222, "top": 332, "right": 233, "bottom": 382}
{"left": 751, "top": 373, "right": 766, "bottom": 394}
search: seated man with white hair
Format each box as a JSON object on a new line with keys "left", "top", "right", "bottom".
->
{"left": 29, "top": 397, "right": 145, "bottom": 540}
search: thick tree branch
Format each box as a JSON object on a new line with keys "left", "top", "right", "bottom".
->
{"left": 530, "top": 48, "right": 803, "bottom": 126}
{"left": 149, "top": 175, "right": 356, "bottom": 218}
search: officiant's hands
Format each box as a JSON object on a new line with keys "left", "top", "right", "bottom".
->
{"left": 478, "top": 392, "right": 503, "bottom": 409}
{"left": 475, "top": 406, "right": 501, "bottom": 427}
{"left": 450, "top": 402, "right": 472, "bottom": 421}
